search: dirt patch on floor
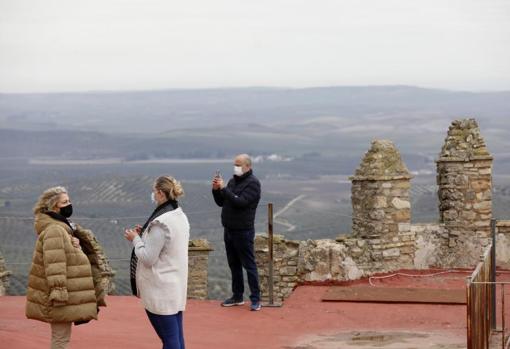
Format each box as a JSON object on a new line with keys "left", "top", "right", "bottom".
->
{"left": 287, "top": 331, "right": 466, "bottom": 349}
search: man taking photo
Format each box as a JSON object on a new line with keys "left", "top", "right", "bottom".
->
{"left": 212, "top": 154, "right": 262, "bottom": 311}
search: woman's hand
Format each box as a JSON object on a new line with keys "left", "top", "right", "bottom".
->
{"left": 71, "top": 237, "right": 81, "bottom": 249}
{"left": 124, "top": 228, "right": 139, "bottom": 242}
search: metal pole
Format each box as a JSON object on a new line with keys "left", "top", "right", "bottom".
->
{"left": 492, "top": 218, "right": 497, "bottom": 330}
{"left": 268, "top": 203, "right": 274, "bottom": 305}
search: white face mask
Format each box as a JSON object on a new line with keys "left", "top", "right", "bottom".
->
{"left": 151, "top": 192, "right": 157, "bottom": 204}
{"left": 234, "top": 166, "right": 244, "bottom": 176}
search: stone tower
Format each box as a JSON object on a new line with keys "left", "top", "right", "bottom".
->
{"left": 350, "top": 140, "right": 414, "bottom": 269}
{"left": 437, "top": 118, "right": 493, "bottom": 266}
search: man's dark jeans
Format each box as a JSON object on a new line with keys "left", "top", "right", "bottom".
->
{"left": 224, "top": 228, "right": 261, "bottom": 303}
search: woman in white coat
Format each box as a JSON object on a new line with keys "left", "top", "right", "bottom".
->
{"left": 124, "top": 176, "right": 190, "bottom": 349}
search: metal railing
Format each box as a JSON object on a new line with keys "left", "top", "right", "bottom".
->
{"left": 467, "top": 219, "right": 510, "bottom": 349}
{"left": 467, "top": 245, "right": 494, "bottom": 349}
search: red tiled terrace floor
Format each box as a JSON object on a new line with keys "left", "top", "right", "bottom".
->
{"left": 0, "top": 269, "right": 475, "bottom": 349}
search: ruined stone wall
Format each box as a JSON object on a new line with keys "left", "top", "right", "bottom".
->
{"left": 254, "top": 118, "right": 503, "bottom": 302}
{"left": 412, "top": 224, "right": 446, "bottom": 269}
{"left": 496, "top": 221, "right": 510, "bottom": 269}
{"left": 0, "top": 251, "right": 10, "bottom": 296}
{"left": 255, "top": 223, "right": 458, "bottom": 303}
{"left": 256, "top": 226, "right": 418, "bottom": 303}
{"left": 255, "top": 235, "right": 299, "bottom": 302}
{"left": 188, "top": 239, "right": 214, "bottom": 299}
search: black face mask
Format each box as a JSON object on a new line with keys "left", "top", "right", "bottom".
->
{"left": 59, "top": 204, "right": 73, "bottom": 218}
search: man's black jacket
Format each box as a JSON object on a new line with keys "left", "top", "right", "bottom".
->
{"left": 212, "top": 169, "right": 261, "bottom": 230}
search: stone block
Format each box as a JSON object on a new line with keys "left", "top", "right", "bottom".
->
{"left": 399, "top": 246, "right": 415, "bottom": 254}
{"left": 382, "top": 247, "right": 400, "bottom": 258}
{"left": 282, "top": 276, "right": 298, "bottom": 282}
{"left": 280, "top": 266, "right": 298, "bottom": 275}
{"left": 373, "top": 196, "right": 387, "bottom": 208}
{"left": 393, "top": 181, "right": 411, "bottom": 189}
{"left": 461, "top": 211, "right": 476, "bottom": 220}
{"left": 391, "top": 198, "right": 411, "bottom": 209}
{"left": 392, "top": 210, "right": 411, "bottom": 222}
{"left": 369, "top": 210, "right": 386, "bottom": 220}
{"left": 350, "top": 247, "right": 364, "bottom": 257}
{"left": 398, "top": 223, "right": 411, "bottom": 232}
{"left": 465, "top": 191, "right": 476, "bottom": 201}
{"left": 473, "top": 201, "right": 491, "bottom": 210}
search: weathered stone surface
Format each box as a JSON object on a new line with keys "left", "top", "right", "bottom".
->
{"left": 351, "top": 140, "right": 412, "bottom": 180}
{"left": 412, "top": 224, "right": 445, "bottom": 269}
{"left": 373, "top": 196, "right": 387, "bottom": 208}
{"left": 436, "top": 119, "right": 493, "bottom": 265}
{"left": 251, "top": 118, "right": 502, "bottom": 303}
{"left": 342, "top": 256, "right": 364, "bottom": 280}
{"left": 0, "top": 251, "right": 11, "bottom": 296}
{"left": 187, "top": 239, "right": 214, "bottom": 300}
{"left": 391, "top": 198, "right": 411, "bottom": 209}
{"left": 189, "top": 239, "right": 213, "bottom": 250}
{"left": 382, "top": 248, "right": 400, "bottom": 258}
{"left": 473, "top": 201, "right": 491, "bottom": 211}
{"left": 438, "top": 118, "right": 491, "bottom": 160}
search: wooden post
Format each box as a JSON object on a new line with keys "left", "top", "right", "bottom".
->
{"left": 502, "top": 284, "right": 505, "bottom": 349}
{"left": 268, "top": 203, "right": 274, "bottom": 305}
{"left": 264, "top": 203, "right": 282, "bottom": 307}
{"left": 492, "top": 218, "right": 497, "bottom": 330}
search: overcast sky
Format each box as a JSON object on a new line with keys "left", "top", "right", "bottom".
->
{"left": 1, "top": 0, "right": 509, "bottom": 93}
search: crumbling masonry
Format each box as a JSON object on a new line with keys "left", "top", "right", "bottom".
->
{"left": 255, "top": 118, "right": 502, "bottom": 303}
{"left": 0, "top": 252, "right": 10, "bottom": 296}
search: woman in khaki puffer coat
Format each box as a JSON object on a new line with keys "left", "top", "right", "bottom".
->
{"left": 26, "top": 186, "right": 110, "bottom": 349}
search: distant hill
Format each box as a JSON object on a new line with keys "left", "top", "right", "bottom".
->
{"left": 1, "top": 85, "right": 509, "bottom": 132}
{"left": 1, "top": 86, "right": 509, "bottom": 162}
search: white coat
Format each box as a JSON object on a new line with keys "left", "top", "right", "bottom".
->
{"left": 132, "top": 207, "right": 190, "bottom": 315}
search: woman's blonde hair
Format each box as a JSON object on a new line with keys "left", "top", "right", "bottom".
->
{"left": 154, "top": 176, "right": 184, "bottom": 200}
{"left": 33, "top": 186, "right": 68, "bottom": 215}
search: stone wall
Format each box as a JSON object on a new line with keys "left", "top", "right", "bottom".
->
{"left": 496, "top": 221, "right": 510, "bottom": 269}
{"left": 412, "top": 223, "right": 446, "bottom": 269}
{"left": 188, "top": 239, "right": 214, "bottom": 299}
{"left": 256, "top": 224, "right": 445, "bottom": 303}
{"left": 254, "top": 118, "right": 507, "bottom": 303}
{"left": 255, "top": 234, "right": 299, "bottom": 302}
{"left": 0, "top": 252, "right": 10, "bottom": 296}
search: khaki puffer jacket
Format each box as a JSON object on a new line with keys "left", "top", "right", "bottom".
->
{"left": 25, "top": 213, "right": 107, "bottom": 323}
{"left": 72, "top": 224, "right": 111, "bottom": 307}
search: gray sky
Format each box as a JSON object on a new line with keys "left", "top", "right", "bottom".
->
{"left": 1, "top": 0, "right": 509, "bottom": 93}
